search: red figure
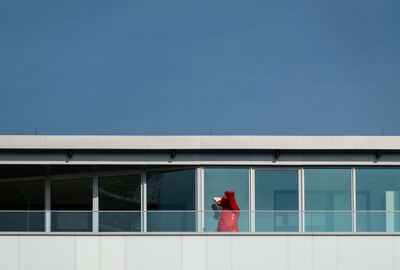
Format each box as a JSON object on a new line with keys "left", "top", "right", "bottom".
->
{"left": 216, "top": 191, "right": 240, "bottom": 232}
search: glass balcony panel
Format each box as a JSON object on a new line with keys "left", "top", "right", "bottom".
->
{"left": 0, "top": 211, "right": 45, "bottom": 231}
{"left": 51, "top": 211, "right": 92, "bottom": 232}
{"left": 99, "top": 211, "right": 141, "bottom": 232}
{"left": 255, "top": 211, "right": 299, "bottom": 232}
{"left": 305, "top": 211, "right": 352, "bottom": 232}
{"left": 147, "top": 211, "right": 196, "bottom": 232}
{"left": 357, "top": 211, "right": 400, "bottom": 232}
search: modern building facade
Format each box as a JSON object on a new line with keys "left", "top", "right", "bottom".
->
{"left": 0, "top": 135, "right": 399, "bottom": 270}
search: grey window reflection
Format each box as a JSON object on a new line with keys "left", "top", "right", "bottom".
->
{"left": 99, "top": 174, "right": 141, "bottom": 232}
{"left": 255, "top": 170, "right": 299, "bottom": 232}
{"left": 0, "top": 180, "right": 45, "bottom": 231}
{"left": 356, "top": 169, "right": 400, "bottom": 232}
{"left": 147, "top": 169, "right": 195, "bottom": 232}
{"left": 51, "top": 178, "right": 92, "bottom": 232}
{"left": 305, "top": 169, "right": 352, "bottom": 232}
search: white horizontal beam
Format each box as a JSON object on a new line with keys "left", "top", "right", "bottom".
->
{"left": 0, "top": 136, "right": 400, "bottom": 150}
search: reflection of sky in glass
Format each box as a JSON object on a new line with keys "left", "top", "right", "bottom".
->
{"left": 204, "top": 168, "right": 248, "bottom": 232}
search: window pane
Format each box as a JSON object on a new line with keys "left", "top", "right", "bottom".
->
{"left": 0, "top": 180, "right": 44, "bottom": 210}
{"left": 147, "top": 169, "right": 195, "bottom": 232}
{"left": 51, "top": 178, "right": 92, "bottom": 232}
{"left": 356, "top": 169, "right": 400, "bottom": 232}
{"left": 305, "top": 169, "right": 351, "bottom": 232}
{"left": 0, "top": 180, "right": 44, "bottom": 231}
{"left": 204, "top": 168, "right": 249, "bottom": 232}
{"left": 255, "top": 170, "right": 298, "bottom": 232}
{"left": 99, "top": 174, "right": 141, "bottom": 231}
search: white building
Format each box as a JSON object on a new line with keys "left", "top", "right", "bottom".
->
{"left": 0, "top": 135, "right": 399, "bottom": 270}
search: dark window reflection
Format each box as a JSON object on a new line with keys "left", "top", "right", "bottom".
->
{"left": 99, "top": 175, "right": 141, "bottom": 231}
{"left": 51, "top": 178, "right": 92, "bottom": 232}
{"left": 0, "top": 180, "right": 44, "bottom": 210}
{"left": 99, "top": 175, "right": 141, "bottom": 210}
{"left": 147, "top": 169, "right": 195, "bottom": 231}
{"left": 0, "top": 180, "right": 45, "bottom": 231}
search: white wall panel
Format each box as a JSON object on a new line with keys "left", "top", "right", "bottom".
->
{"left": 395, "top": 237, "right": 400, "bottom": 270}
{"left": 19, "top": 236, "right": 75, "bottom": 270}
{"left": 0, "top": 235, "right": 399, "bottom": 270}
{"left": 101, "top": 236, "right": 125, "bottom": 270}
{"left": 125, "top": 236, "right": 181, "bottom": 270}
{"left": 338, "top": 236, "right": 394, "bottom": 270}
{"left": 288, "top": 236, "right": 312, "bottom": 270}
{"left": 0, "top": 236, "right": 18, "bottom": 270}
{"left": 232, "top": 236, "right": 288, "bottom": 270}
{"left": 182, "top": 236, "right": 207, "bottom": 270}
{"left": 313, "top": 237, "right": 337, "bottom": 270}
{"left": 76, "top": 236, "right": 100, "bottom": 270}
{"left": 207, "top": 236, "right": 232, "bottom": 270}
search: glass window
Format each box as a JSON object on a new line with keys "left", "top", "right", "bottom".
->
{"left": 204, "top": 168, "right": 249, "bottom": 232}
{"left": 255, "top": 170, "right": 298, "bottom": 232}
{"left": 99, "top": 174, "right": 141, "bottom": 232}
{"left": 356, "top": 169, "right": 400, "bottom": 232}
{"left": 51, "top": 178, "right": 92, "bottom": 232}
{"left": 147, "top": 169, "right": 195, "bottom": 232}
{"left": 305, "top": 169, "right": 351, "bottom": 232}
{"left": 0, "top": 180, "right": 45, "bottom": 231}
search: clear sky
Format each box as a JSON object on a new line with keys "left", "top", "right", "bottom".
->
{"left": 1, "top": 0, "right": 399, "bottom": 135}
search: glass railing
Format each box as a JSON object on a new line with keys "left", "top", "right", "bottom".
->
{"left": 147, "top": 211, "right": 196, "bottom": 232}
{"left": 0, "top": 211, "right": 45, "bottom": 231}
{"left": 305, "top": 211, "right": 352, "bottom": 232}
{"left": 255, "top": 211, "right": 299, "bottom": 232}
{"left": 0, "top": 210, "right": 399, "bottom": 232}
{"left": 52, "top": 211, "right": 92, "bottom": 232}
{"left": 100, "top": 211, "right": 141, "bottom": 232}
{"left": 357, "top": 211, "right": 400, "bottom": 232}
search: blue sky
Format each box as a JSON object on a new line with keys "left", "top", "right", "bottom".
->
{"left": 1, "top": 0, "right": 399, "bottom": 135}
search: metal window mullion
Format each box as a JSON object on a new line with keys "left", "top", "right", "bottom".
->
{"left": 196, "top": 167, "right": 204, "bottom": 232}
{"left": 351, "top": 167, "right": 357, "bottom": 232}
{"left": 45, "top": 178, "right": 51, "bottom": 232}
{"left": 141, "top": 172, "right": 147, "bottom": 232}
{"left": 200, "top": 166, "right": 206, "bottom": 232}
{"left": 249, "top": 167, "right": 255, "bottom": 232}
{"left": 300, "top": 168, "right": 305, "bottom": 232}
{"left": 92, "top": 176, "right": 99, "bottom": 232}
